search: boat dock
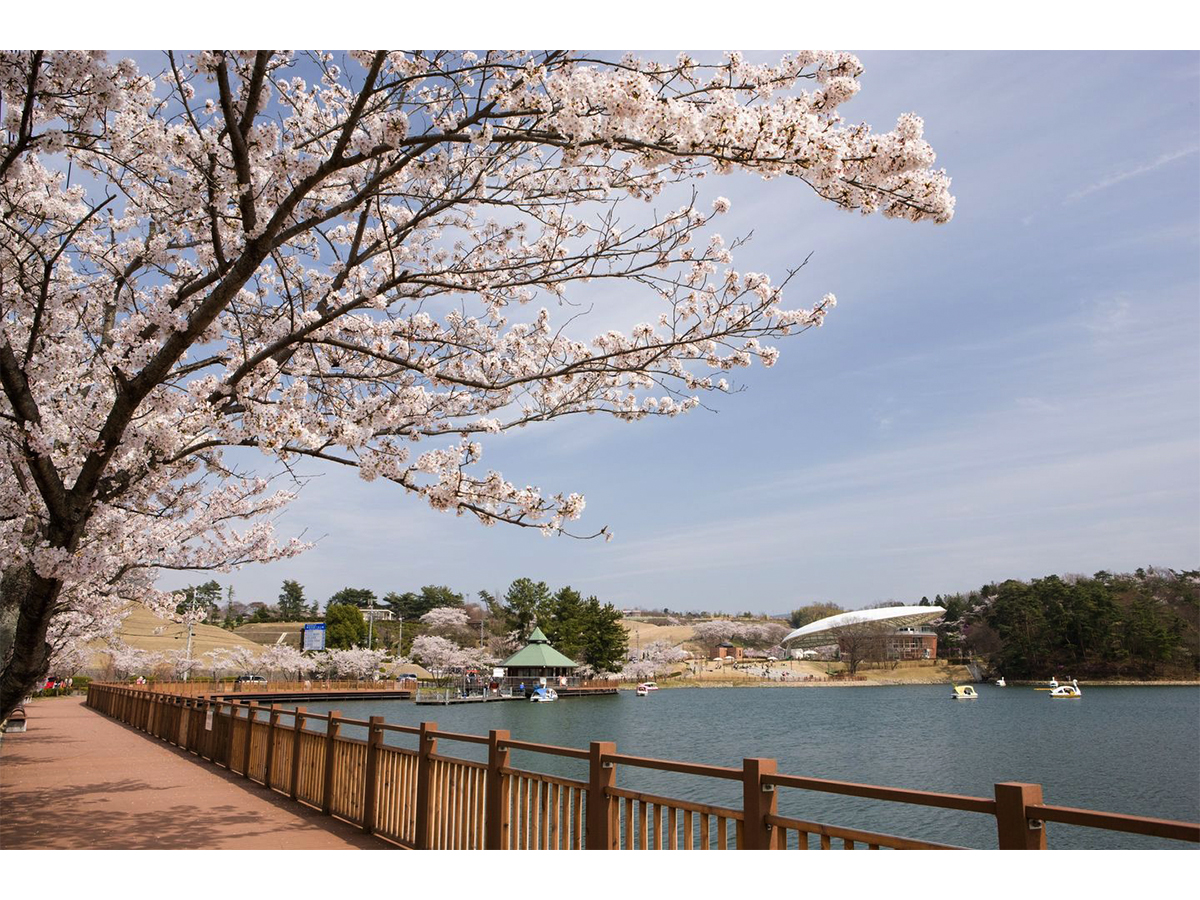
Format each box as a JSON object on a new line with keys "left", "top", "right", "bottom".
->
{"left": 217, "top": 688, "right": 414, "bottom": 703}
{"left": 415, "top": 686, "right": 618, "bottom": 705}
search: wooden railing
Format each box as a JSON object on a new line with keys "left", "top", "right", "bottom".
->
{"left": 122, "top": 679, "right": 415, "bottom": 696}
{"left": 85, "top": 683, "right": 1200, "bottom": 850}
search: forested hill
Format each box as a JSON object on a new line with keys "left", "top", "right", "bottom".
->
{"left": 935, "top": 568, "right": 1199, "bottom": 680}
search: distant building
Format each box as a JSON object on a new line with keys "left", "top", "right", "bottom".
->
{"left": 888, "top": 626, "right": 938, "bottom": 660}
{"left": 499, "top": 627, "right": 579, "bottom": 682}
{"left": 713, "top": 641, "right": 744, "bottom": 660}
{"left": 782, "top": 606, "right": 945, "bottom": 661}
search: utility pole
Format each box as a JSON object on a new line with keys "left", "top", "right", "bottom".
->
{"left": 183, "top": 617, "right": 195, "bottom": 681}
{"left": 181, "top": 587, "right": 205, "bottom": 681}
{"left": 367, "top": 593, "right": 375, "bottom": 649}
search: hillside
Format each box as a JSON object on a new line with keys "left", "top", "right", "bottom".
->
{"left": 234, "top": 621, "right": 306, "bottom": 648}
{"left": 87, "top": 603, "right": 264, "bottom": 669}
{"left": 622, "top": 619, "right": 698, "bottom": 647}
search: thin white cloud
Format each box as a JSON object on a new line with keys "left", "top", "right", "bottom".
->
{"left": 1066, "top": 146, "right": 1199, "bottom": 202}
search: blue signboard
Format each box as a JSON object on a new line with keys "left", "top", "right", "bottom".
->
{"left": 302, "top": 623, "right": 326, "bottom": 651}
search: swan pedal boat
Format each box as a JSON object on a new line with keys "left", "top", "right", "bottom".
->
{"left": 951, "top": 685, "right": 979, "bottom": 699}
{"left": 1049, "top": 680, "right": 1081, "bottom": 699}
{"left": 529, "top": 687, "right": 558, "bottom": 702}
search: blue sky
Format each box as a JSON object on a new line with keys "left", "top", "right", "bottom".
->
{"left": 156, "top": 51, "right": 1200, "bottom": 615}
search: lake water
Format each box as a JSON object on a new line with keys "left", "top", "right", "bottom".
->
{"left": 283, "top": 684, "right": 1200, "bottom": 850}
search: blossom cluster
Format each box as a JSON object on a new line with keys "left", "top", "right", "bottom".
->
{"left": 691, "top": 619, "right": 791, "bottom": 648}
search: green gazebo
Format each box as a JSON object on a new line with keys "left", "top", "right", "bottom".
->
{"left": 500, "top": 627, "right": 579, "bottom": 682}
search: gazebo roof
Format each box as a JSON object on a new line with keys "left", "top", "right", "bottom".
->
{"left": 500, "top": 627, "right": 578, "bottom": 669}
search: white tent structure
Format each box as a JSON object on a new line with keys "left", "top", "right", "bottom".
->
{"left": 782, "top": 606, "right": 946, "bottom": 650}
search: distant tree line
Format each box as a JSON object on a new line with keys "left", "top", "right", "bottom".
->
{"left": 955, "top": 569, "right": 1199, "bottom": 679}
{"left": 172, "top": 575, "right": 628, "bottom": 673}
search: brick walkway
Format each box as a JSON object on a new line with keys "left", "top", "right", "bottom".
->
{"left": 0, "top": 695, "right": 385, "bottom": 849}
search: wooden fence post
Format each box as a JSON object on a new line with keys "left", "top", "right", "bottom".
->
{"left": 362, "top": 715, "right": 384, "bottom": 834}
{"left": 290, "top": 708, "right": 306, "bottom": 801}
{"left": 587, "top": 741, "right": 617, "bottom": 850}
{"left": 225, "top": 702, "right": 239, "bottom": 770}
{"left": 415, "top": 721, "right": 439, "bottom": 849}
{"left": 184, "top": 698, "right": 195, "bottom": 752}
{"left": 199, "top": 699, "right": 211, "bottom": 760}
{"left": 264, "top": 707, "right": 280, "bottom": 790}
{"left": 486, "top": 729, "right": 511, "bottom": 849}
{"left": 242, "top": 702, "right": 258, "bottom": 779}
{"left": 321, "top": 711, "right": 342, "bottom": 815}
{"left": 191, "top": 698, "right": 202, "bottom": 751}
{"left": 742, "top": 758, "right": 781, "bottom": 849}
{"left": 995, "top": 782, "right": 1048, "bottom": 849}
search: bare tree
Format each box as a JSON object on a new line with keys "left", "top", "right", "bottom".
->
{"left": 828, "top": 617, "right": 894, "bottom": 675}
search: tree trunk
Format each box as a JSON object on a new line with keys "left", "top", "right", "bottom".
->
{"left": 0, "top": 570, "right": 60, "bottom": 722}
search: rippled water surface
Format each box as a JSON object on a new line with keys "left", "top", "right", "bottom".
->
{"left": 286, "top": 684, "right": 1200, "bottom": 850}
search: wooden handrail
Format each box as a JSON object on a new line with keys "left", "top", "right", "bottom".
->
{"left": 500, "top": 738, "right": 591, "bottom": 760}
{"left": 765, "top": 772, "right": 998, "bottom": 815}
{"left": 431, "top": 729, "right": 490, "bottom": 746}
{"left": 1026, "top": 804, "right": 1200, "bottom": 843}
{"left": 606, "top": 752, "right": 743, "bottom": 780}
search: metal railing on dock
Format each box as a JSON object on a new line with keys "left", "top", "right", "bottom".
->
{"left": 85, "top": 682, "right": 1200, "bottom": 850}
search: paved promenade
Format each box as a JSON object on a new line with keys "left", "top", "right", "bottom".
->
{"left": 0, "top": 695, "right": 384, "bottom": 849}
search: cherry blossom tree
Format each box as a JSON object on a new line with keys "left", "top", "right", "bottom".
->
{"left": 104, "top": 642, "right": 162, "bottom": 679}
{"left": 321, "top": 646, "right": 387, "bottom": 680}
{"left": 258, "top": 642, "right": 314, "bottom": 679}
{"left": 203, "top": 644, "right": 260, "bottom": 677}
{"left": 692, "top": 619, "right": 788, "bottom": 648}
{"left": 623, "top": 639, "right": 689, "bottom": 680}
{"left": 409, "top": 634, "right": 461, "bottom": 678}
{"left": 409, "top": 632, "right": 493, "bottom": 678}
{"left": 164, "top": 647, "right": 206, "bottom": 680}
{"left": 419, "top": 606, "right": 471, "bottom": 631}
{"left": 0, "top": 50, "right": 953, "bottom": 719}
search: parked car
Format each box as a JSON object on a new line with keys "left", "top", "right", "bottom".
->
{"left": 234, "top": 674, "right": 268, "bottom": 684}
